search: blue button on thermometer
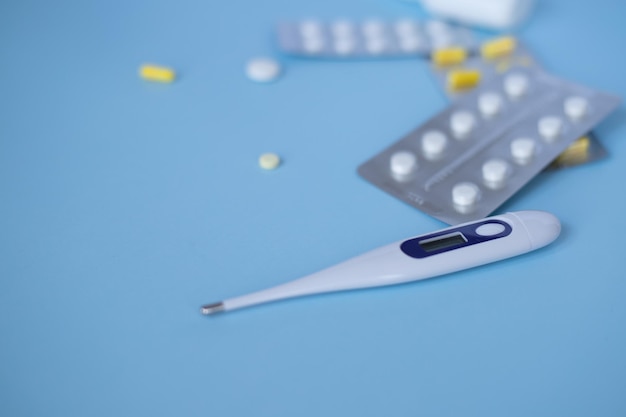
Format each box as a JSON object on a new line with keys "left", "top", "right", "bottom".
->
{"left": 201, "top": 210, "right": 560, "bottom": 315}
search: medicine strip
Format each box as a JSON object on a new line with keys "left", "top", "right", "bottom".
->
{"left": 276, "top": 19, "right": 475, "bottom": 59}
{"left": 428, "top": 36, "right": 608, "bottom": 169}
{"left": 358, "top": 68, "right": 620, "bottom": 225}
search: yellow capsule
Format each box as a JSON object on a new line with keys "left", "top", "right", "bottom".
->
{"left": 447, "top": 69, "right": 481, "bottom": 92}
{"left": 553, "top": 136, "right": 591, "bottom": 166}
{"left": 139, "top": 64, "right": 176, "bottom": 83}
{"left": 432, "top": 47, "right": 467, "bottom": 67}
{"left": 481, "top": 36, "right": 517, "bottom": 59}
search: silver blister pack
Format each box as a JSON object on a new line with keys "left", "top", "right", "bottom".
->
{"left": 428, "top": 37, "right": 608, "bottom": 169}
{"left": 276, "top": 19, "right": 475, "bottom": 59}
{"left": 358, "top": 67, "right": 620, "bottom": 225}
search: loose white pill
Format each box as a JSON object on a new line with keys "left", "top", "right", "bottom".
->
{"left": 452, "top": 182, "right": 480, "bottom": 208}
{"left": 395, "top": 19, "right": 420, "bottom": 37}
{"left": 331, "top": 20, "right": 354, "bottom": 38}
{"left": 390, "top": 151, "right": 418, "bottom": 178}
{"left": 334, "top": 37, "right": 356, "bottom": 55}
{"left": 259, "top": 153, "right": 281, "bottom": 170}
{"left": 564, "top": 96, "right": 589, "bottom": 121}
{"left": 246, "top": 58, "right": 281, "bottom": 83}
{"left": 478, "top": 92, "right": 503, "bottom": 118}
{"left": 362, "top": 20, "right": 385, "bottom": 37}
{"left": 450, "top": 111, "right": 476, "bottom": 139}
{"left": 421, "top": 130, "right": 448, "bottom": 159}
{"left": 510, "top": 138, "right": 536, "bottom": 165}
{"left": 538, "top": 116, "right": 563, "bottom": 141}
{"left": 482, "top": 158, "right": 510, "bottom": 188}
{"left": 300, "top": 20, "right": 322, "bottom": 38}
{"left": 504, "top": 73, "right": 529, "bottom": 99}
{"left": 302, "top": 36, "right": 324, "bottom": 54}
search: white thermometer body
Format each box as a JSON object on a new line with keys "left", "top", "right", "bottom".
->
{"left": 201, "top": 210, "right": 560, "bottom": 315}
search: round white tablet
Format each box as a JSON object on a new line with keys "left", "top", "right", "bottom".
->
{"left": 430, "top": 33, "right": 455, "bottom": 49}
{"left": 331, "top": 20, "right": 354, "bottom": 38}
{"left": 478, "top": 92, "right": 503, "bottom": 118}
{"left": 365, "top": 37, "right": 387, "bottom": 54}
{"left": 362, "top": 20, "right": 385, "bottom": 37}
{"left": 259, "top": 153, "right": 281, "bottom": 170}
{"left": 450, "top": 110, "right": 476, "bottom": 139}
{"left": 398, "top": 34, "right": 424, "bottom": 53}
{"left": 390, "top": 151, "right": 418, "bottom": 177}
{"left": 452, "top": 182, "right": 480, "bottom": 208}
{"left": 246, "top": 58, "right": 281, "bottom": 83}
{"left": 421, "top": 130, "right": 448, "bottom": 159}
{"left": 300, "top": 20, "right": 322, "bottom": 38}
{"left": 425, "top": 20, "right": 451, "bottom": 37}
{"left": 564, "top": 96, "right": 589, "bottom": 121}
{"left": 510, "top": 137, "right": 536, "bottom": 165}
{"left": 538, "top": 116, "right": 563, "bottom": 141}
{"left": 395, "top": 19, "right": 420, "bottom": 37}
{"left": 503, "top": 73, "right": 529, "bottom": 99}
{"left": 303, "top": 36, "right": 324, "bottom": 54}
{"left": 482, "top": 158, "right": 510, "bottom": 188}
{"left": 334, "top": 37, "right": 355, "bottom": 55}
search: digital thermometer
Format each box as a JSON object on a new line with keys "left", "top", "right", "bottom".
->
{"left": 201, "top": 210, "right": 560, "bottom": 315}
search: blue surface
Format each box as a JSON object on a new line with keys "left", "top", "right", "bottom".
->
{"left": 1, "top": 0, "right": 625, "bottom": 416}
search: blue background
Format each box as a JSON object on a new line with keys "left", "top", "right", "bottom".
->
{"left": 1, "top": 0, "right": 625, "bottom": 416}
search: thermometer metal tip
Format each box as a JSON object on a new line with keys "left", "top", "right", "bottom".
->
{"left": 201, "top": 302, "right": 225, "bottom": 315}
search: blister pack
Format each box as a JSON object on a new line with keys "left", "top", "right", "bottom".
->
{"left": 276, "top": 19, "right": 475, "bottom": 59}
{"left": 358, "top": 67, "right": 620, "bottom": 225}
{"left": 428, "top": 36, "right": 608, "bottom": 169}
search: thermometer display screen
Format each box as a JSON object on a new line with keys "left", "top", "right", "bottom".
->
{"left": 419, "top": 233, "right": 467, "bottom": 253}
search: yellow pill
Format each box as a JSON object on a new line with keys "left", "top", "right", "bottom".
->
{"left": 447, "top": 69, "right": 481, "bottom": 92}
{"left": 139, "top": 64, "right": 176, "bottom": 83}
{"left": 553, "top": 136, "right": 591, "bottom": 166}
{"left": 259, "top": 153, "right": 281, "bottom": 170}
{"left": 481, "top": 36, "right": 517, "bottom": 59}
{"left": 432, "top": 47, "right": 467, "bottom": 66}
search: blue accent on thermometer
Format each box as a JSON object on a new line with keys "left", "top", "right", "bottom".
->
{"left": 201, "top": 210, "right": 560, "bottom": 315}
{"left": 400, "top": 219, "right": 512, "bottom": 258}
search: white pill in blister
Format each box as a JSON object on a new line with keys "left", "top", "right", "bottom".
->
{"left": 482, "top": 159, "right": 510, "bottom": 188}
{"left": 425, "top": 20, "right": 451, "bottom": 37}
{"left": 450, "top": 111, "right": 476, "bottom": 138}
{"left": 504, "top": 73, "right": 529, "bottom": 99}
{"left": 331, "top": 20, "right": 354, "bottom": 38}
{"left": 246, "top": 58, "right": 281, "bottom": 83}
{"left": 302, "top": 36, "right": 324, "bottom": 54}
{"left": 452, "top": 182, "right": 480, "bottom": 208}
{"left": 478, "top": 92, "right": 503, "bottom": 118}
{"left": 430, "top": 34, "right": 455, "bottom": 49}
{"left": 399, "top": 35, "right": 424, "bottom": 53}
{"left": 362, "top": 20, "right": 385, "bottom": 37}
{"left": 390, "top": 151, "right": 418, "bottom": 177}
{"left": 300, "top": 20, "right": 322, "bottom": 38}
{"left": 395, "top": 19, "right": 420, "bottom": 37}
{"left": 421, "top": 130, "right": 448, "bottom": 159}
{"left": 564, "top": 96, "right": 589, "bottom": 120}
{"left": 366, "top": 37, "right": 388, "bottom": 54}
{"left": 538, "top": 116, "right": 563, "bottom": 141}
{"left": 334, "top": 37, "right": 356, "bottom": 55}
{"left": 510, "top": 138, "right": 536, "bottom": 165}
